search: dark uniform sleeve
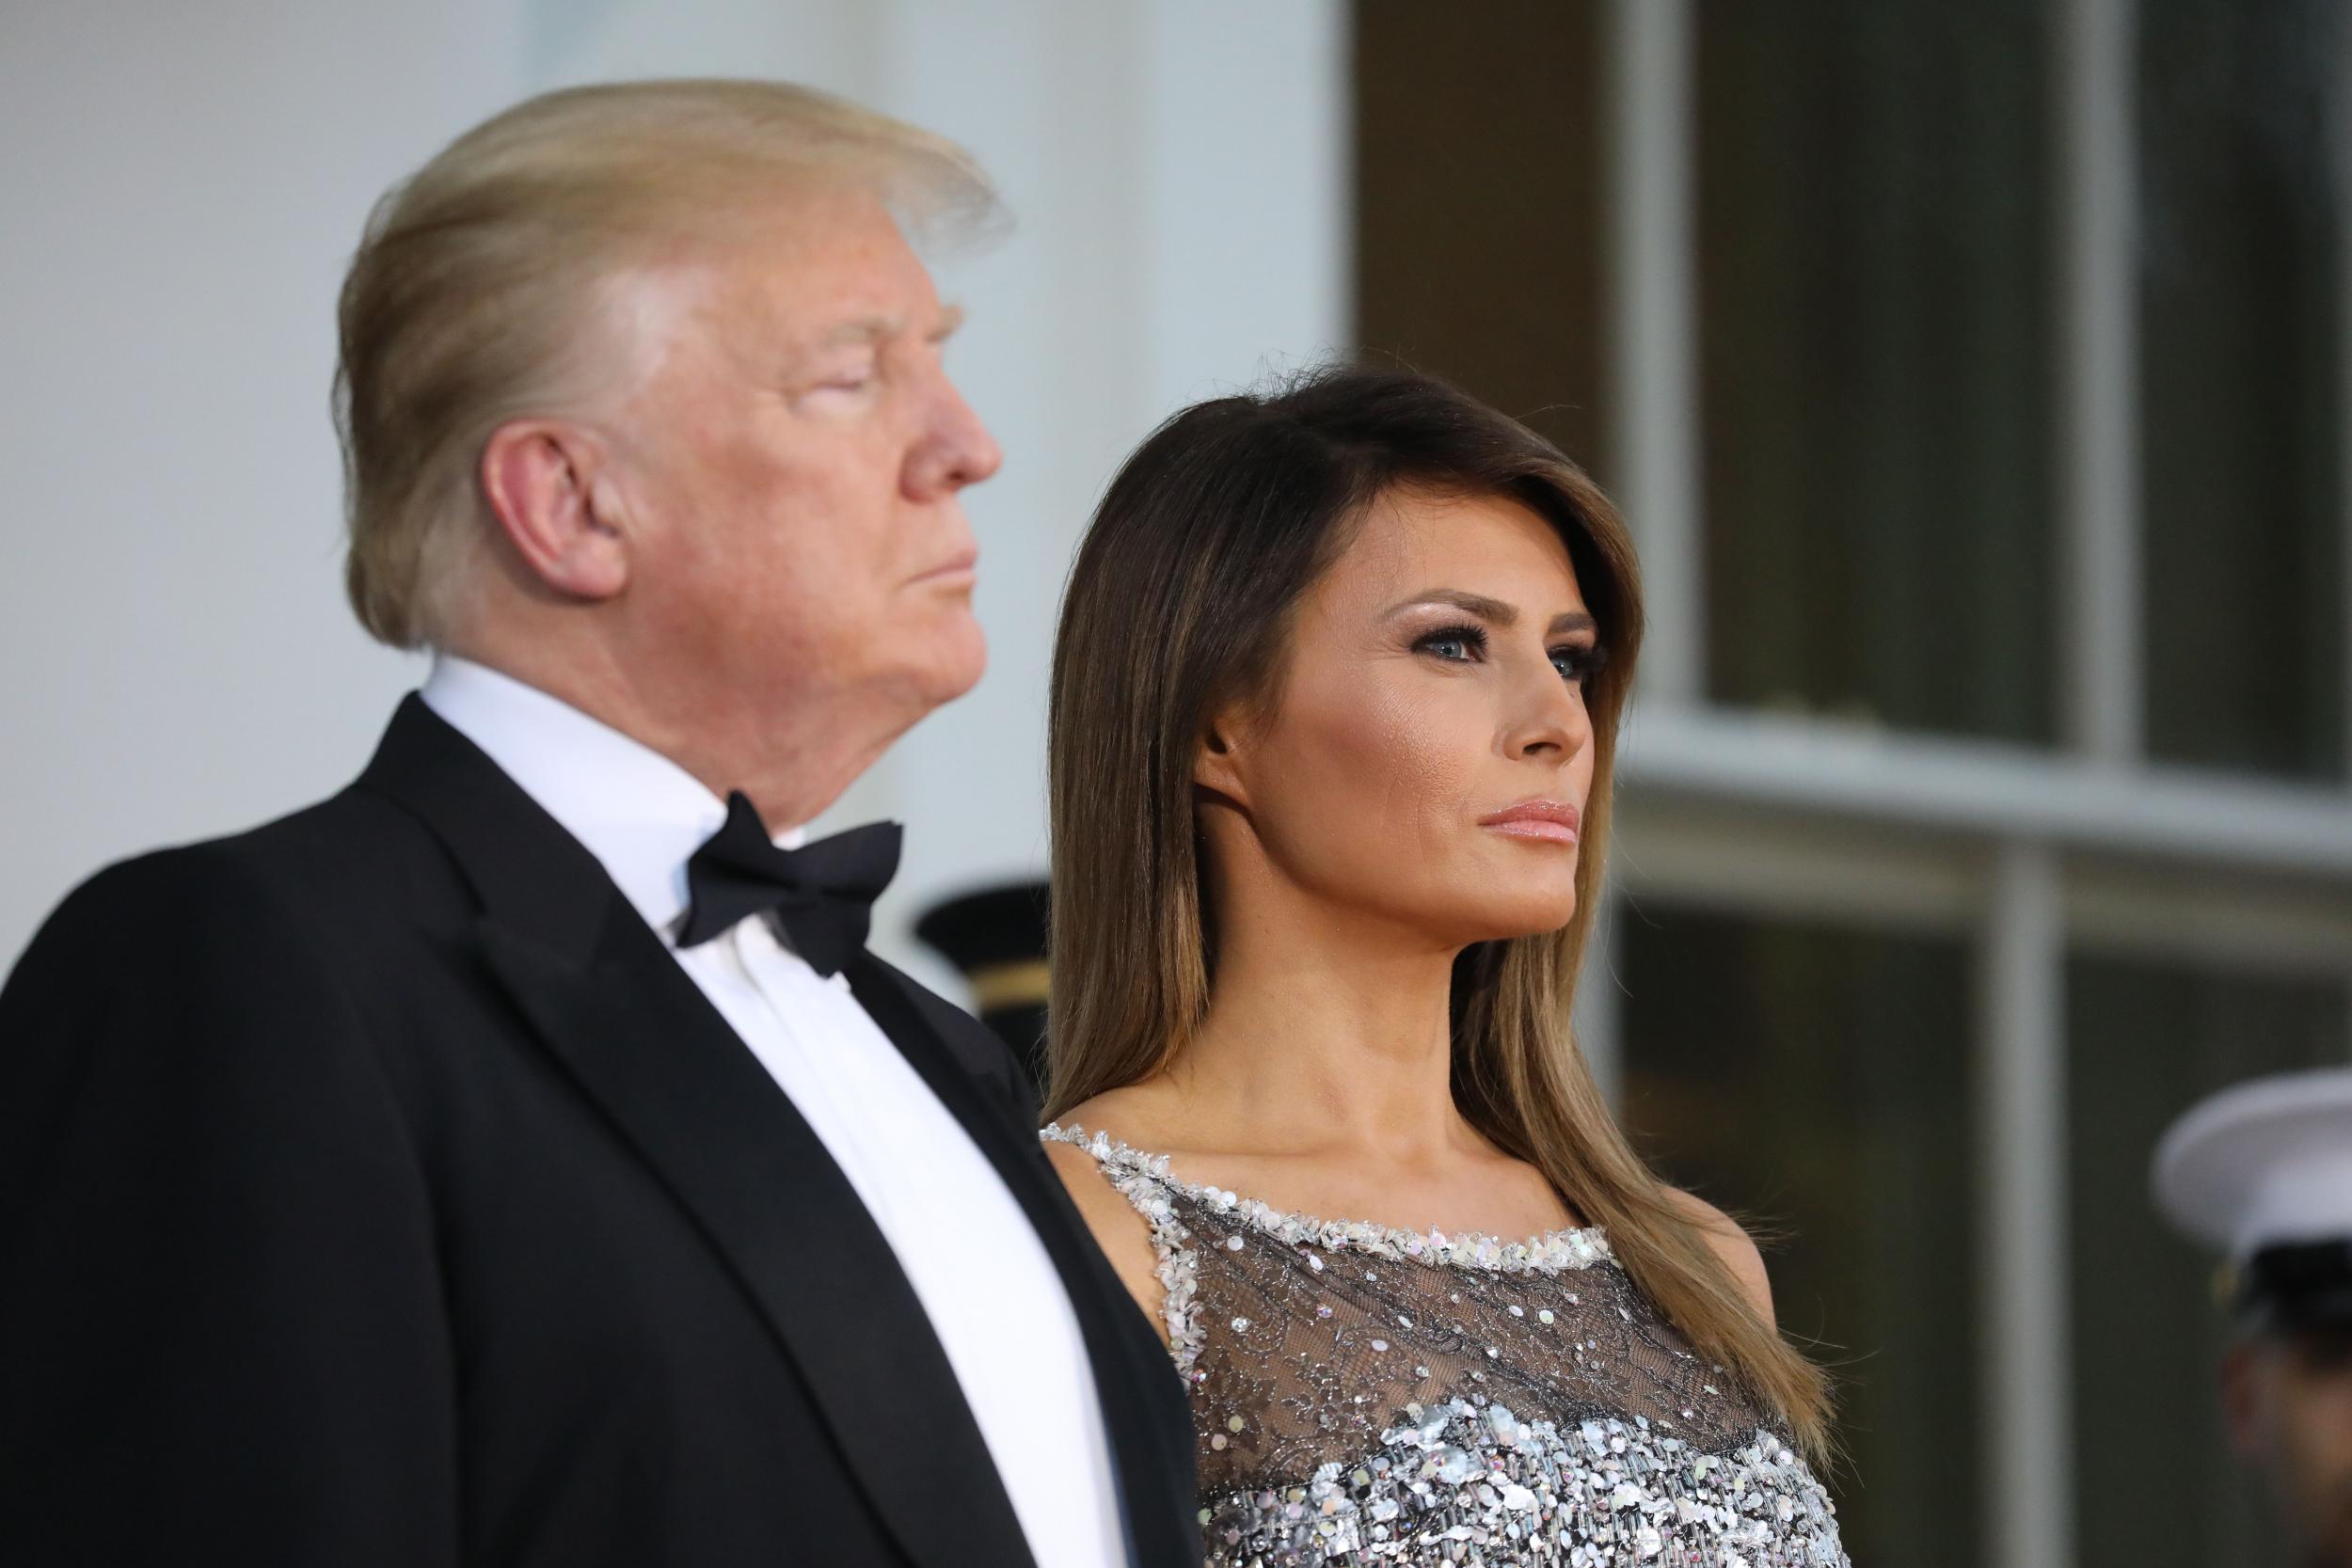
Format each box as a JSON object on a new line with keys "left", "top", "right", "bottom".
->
{"left": 0, "top": 848, "right": 458, "bottom": 1567}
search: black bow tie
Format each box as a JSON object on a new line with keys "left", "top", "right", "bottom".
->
{"left": 677, "top": 791, "right": 901, "bottom": 977}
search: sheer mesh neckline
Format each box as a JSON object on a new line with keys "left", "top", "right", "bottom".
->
{"left": 1037, "top": 1124, "right": 1850, "bottom": 1563}
{"left": 1041, "top": 1122, "right": 1614, "bottom": 1275}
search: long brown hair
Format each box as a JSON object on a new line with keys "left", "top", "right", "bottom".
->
{"left": 1045, "top": 364, "right": 1832, "bottom": 1455}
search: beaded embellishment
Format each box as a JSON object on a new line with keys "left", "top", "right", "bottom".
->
{"left": 1042, "top": 1124, "right": 1849, "bottom": 1567}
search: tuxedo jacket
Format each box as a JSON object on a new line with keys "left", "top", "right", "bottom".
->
{"left": 0, "top": 698, "right": 1201, "bottom": 1568}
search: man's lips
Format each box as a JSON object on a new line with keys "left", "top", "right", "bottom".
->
{"left": 1478, "top": 800, "right": 1581, "bottom": 843}
{"left": 908, "top": 547, "right": 979, "bottom": 586}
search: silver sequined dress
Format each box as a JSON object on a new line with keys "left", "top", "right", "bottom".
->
{"left": 1043, "top": 1125, "right": 1850, "bottom": 1568}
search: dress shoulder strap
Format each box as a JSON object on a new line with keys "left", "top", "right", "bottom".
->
{"left": 1039, "top": 1123, "right": 1208, "bottom": 1376}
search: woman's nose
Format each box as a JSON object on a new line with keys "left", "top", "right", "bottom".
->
{"left": 1507, "top": 667, "right": 1591, "bottom": 761}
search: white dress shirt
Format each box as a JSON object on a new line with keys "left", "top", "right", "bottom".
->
{"left": 421, "top": 656, "right": 1126, "bottom": 1568}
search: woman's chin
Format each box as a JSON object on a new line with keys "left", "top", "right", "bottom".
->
{"left": 1448, "top": 892, "right": 1581, "bottom": 946}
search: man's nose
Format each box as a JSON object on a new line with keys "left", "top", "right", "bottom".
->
{"left": 906, "top": 372, "right": 1003, "bottom": 499}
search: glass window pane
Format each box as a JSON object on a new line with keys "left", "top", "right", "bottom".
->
{"left": 1695, "top": 1, "right": 2058, "bottom": 743}
{"left": 2137, "top": 0, "right": 2347, "bottom": 782}
{"left": 2067, "top": 955, "right": 2350, "bottom": 1568}
{"left": 1617, "top": 904, "right": 1981, "bottom": 1568}
{"left": 1351, "top": 0, "right": 1608, "bottom": 466}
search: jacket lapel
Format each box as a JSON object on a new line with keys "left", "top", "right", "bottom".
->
{"left": 357, "top": 698, "right": 1036, "bottom": 1568}
{"left": 846, "top": 957, "right": 1205, "bottom": 1568}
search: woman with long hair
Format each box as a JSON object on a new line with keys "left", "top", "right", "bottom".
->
{"left": 1041, "top": 365, "right": 1849, "bottom": 1565}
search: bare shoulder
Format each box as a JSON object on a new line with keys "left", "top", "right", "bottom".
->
{"left": 1664, "top": 1187, "right": 1776, "bottom": 1330}
{"left": 1041, "top": 1099, "right": 1170, "bottom": 1344}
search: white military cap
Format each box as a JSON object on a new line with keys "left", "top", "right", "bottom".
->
{"left": 2152, "top": 1067, "right": 2352, "bottom": 1329}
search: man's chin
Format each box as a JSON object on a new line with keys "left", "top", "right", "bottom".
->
{"left": 913, "top": 624, "right": 988, "bottom": 707}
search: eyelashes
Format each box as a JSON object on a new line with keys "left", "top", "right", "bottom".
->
{"left": 1412, "top": 622, "right": 1608, "bottom": 686}
{"left": 1414, "top": 624, "right": 1489, "bottom": 662}
{"left": 1558, "top": 642, "right": 1610, "bottom": 685}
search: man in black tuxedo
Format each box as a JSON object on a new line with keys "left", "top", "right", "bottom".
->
{"left": 0, "top": 80, "right": 1199, "bottom": 1568}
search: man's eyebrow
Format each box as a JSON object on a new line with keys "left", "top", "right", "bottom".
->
{"left": 809, "top": 305, "right": 965, "bottom": 351}
{"left": 816, "top": 313, "right": 904, "bottom": 349}
{"left": 1387, "top": 589, "right": 1597, "bottom": 637}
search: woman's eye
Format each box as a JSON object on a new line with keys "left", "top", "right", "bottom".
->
{"left": 1415, "top": 626, "right": 1486, "bottom": 662}
{"left": 1551, "top": 643, "right": 1605, "bottom": 685}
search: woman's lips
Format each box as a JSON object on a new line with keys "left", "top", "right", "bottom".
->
{"left": 1478, "top": 800, "right": 1581, "bottom": 844}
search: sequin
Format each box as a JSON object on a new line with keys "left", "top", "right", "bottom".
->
{"left": 1043, "top": 1123, "right": 1849, "bottom": 1567}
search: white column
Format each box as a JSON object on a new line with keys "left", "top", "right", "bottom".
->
{"left": 854, "top": 0, "right": 1155, "bottom": 991}
{"left": 844, "top": 0, "right": 1352, "bottom": 990}
{"left": 1975, "top": 843, "right": 2074, "bottom": 1568}
{"left": 0, "top": 0, "right": 522, "bottom": 968}
{"left": 1604, "top": 0, "right": 1703, "bottom": 709}
{"left": 1136, "top": 0, "right": 1352, "bottom": 418}
{"left": 2057, "top": 0, "right": 2142, "bottom": 766}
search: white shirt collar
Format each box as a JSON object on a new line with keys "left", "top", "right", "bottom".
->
{"left": 420, "top": 654, "right": 805, "bottom": 942}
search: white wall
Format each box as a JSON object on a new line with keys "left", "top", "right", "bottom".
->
{"left": 0, "top": 0, "right": 1347, "bottom": 998}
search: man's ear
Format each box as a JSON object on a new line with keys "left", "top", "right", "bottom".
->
{"left": 1191, "top": 705, "right": 1251, "bottom": 810}
{"left": 480, "top": 419, "right": 630, "bottom": 601}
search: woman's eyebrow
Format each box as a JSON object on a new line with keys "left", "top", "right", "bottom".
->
{"left": 1388, "top": 591, "right": 1597, "bottom": 638}
{"left": 1388, "top": 588, "right": 1517, "bottom": 624}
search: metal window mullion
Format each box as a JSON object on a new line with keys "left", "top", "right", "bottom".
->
{"left": 1976, "top": 843, "right": 2075, "bottom": 1568}
{"left": 1572, "top": 888, "right": 1624, "bottom": 1112}
{"left": 2058, "top": 0, "right": 2143, "bottom": 766}
{"left": 1605, "top": 0, "right": 1702, "bottom": 710}
{"left": 2334, "top": 4, "right": 2352, "bottom": 1051}
{"left": 1617, "top": 705, "right": 2352, "bottom": 879}
{"left": 2338, "top": 5, "right": 2352, "bottom": 790}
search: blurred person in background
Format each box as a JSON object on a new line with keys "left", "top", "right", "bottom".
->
{"left": 0, "top": 80, "right": 1199, "bottom": 1568}
{"left": 2155, "top": 1069, "right": 2352, "bottom": 1568}
{"left": 1038, "top": 366, "right": 1850, "bottom": 1565}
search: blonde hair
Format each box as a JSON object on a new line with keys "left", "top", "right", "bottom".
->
{"left": 334, "top": 78, "right": 998, "bottom": 648}
{"left": 1045, "top": 364, "right": 1834, "bottom": 1459}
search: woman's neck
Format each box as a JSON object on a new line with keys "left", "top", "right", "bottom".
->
{"left": 1164, "top": 879, "right": 1474, "bottom": 1164}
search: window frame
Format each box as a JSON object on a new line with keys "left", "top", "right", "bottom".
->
{"left": 1583, "top": 2, "right": 2352, "bottom": 1564}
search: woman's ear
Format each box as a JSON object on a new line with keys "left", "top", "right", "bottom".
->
{"left": 1191, "top": 706, "right": 1251, "bottom": 809}
{"left": 480, "top": 418, "right": 631, "bottom": 601}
